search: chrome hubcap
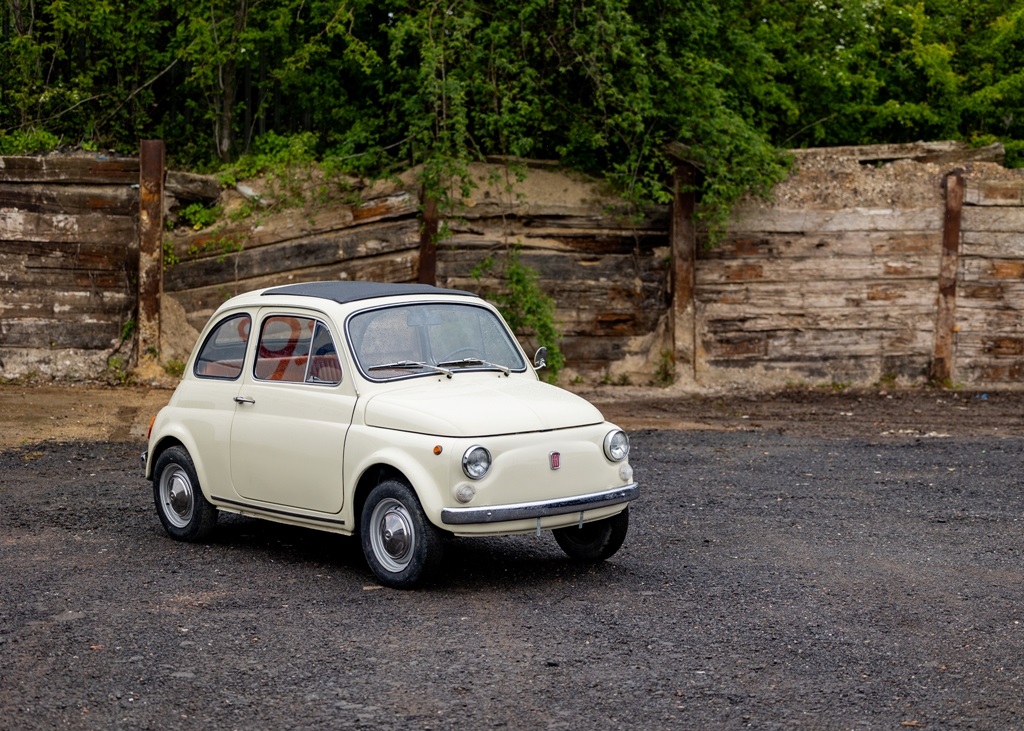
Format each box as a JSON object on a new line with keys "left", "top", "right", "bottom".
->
{"left": 370, "top": 498, "right": 415, "bottom": 573}
{"left": 160, "top": 466, "right": 195, "bottom": 528}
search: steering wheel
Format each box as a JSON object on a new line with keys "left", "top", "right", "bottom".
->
{"left": 438, "top": 347, "right": 484, "bottom": 362}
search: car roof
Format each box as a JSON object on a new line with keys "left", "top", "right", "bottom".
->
{"left": 260, "top": 281, "right": 479, "bottom": 305}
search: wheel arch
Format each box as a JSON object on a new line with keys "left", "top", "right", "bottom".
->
{"left": 146, "top": 429, "right": 214, "bottom": 500}
{"left": 147, "top": 435, "right": 186, "bottom": 479}
{"left": 352, "top": 463, "right": 410, "bottom": 536}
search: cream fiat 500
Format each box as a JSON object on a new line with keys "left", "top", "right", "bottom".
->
{"left": 143, "top": 281, "right": 637, "bottom": 588}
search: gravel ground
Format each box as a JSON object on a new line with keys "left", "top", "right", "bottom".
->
{"left": 1, "top": 389, "right": 1023, "bottom": 730}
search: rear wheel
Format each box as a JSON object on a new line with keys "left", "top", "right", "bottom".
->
{"left": 360, "top": 480, "right": 443, "bottom": 589}
{"left": 553, "top": 507, "right": 629, "bottom": 561}
{"left": 153, "top": 445, "right": 217, "bottom": 542}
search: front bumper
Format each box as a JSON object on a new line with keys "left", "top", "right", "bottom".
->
{"left": 440, "top": 483, "right": 638, "bottom": 525}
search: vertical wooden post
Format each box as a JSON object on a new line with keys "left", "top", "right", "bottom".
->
{"left": 931, "top": 169, "right": 964, "bottom": 384}
{"left": 137, "top": 140, "right": 165, "bottom": 364}
{"left": 418, "top": 191, "right": 438, "bottom": 285}
{"left": 670, "top": 159, "right": 698, "bottom": 383}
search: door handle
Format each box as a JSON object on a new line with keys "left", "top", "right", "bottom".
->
{"left": 233, "top": 396, "right": 255, "bottom": 405}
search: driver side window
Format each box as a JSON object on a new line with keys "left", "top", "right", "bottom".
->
{"left": 254, "top": 316, "right": 342, "bottom": 385}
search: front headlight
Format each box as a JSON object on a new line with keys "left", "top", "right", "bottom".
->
{"left": 462, "top": 445, "right": 492, "bottom": 479}
{"left": 603, "top": 429, "right": 629, "bottom": 462}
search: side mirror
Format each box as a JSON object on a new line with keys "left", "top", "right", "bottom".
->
{"left": 533, "top": 346, "right": 547, "bottom": 370}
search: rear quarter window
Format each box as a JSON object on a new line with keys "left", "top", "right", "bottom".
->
{"left": 194, "top": 314, "right": 251, "bottom": 379}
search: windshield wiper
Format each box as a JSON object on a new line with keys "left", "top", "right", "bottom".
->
{"left": 367, "top": 360, "right": 453, "bottom": 379}
{"left": 435, "top": 358, "right": 511, "bottom": 377}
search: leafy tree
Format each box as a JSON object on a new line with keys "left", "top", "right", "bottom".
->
{"left": 5, "top": 0, "right": 1024, "bottom": 220}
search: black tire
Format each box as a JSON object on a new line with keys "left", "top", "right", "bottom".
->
{"left": 153, "top": 445, "right": 217, "bottom": 542}
{"left": 360, "top": 480, "right": 443, "bottom": 589}
{"left": 553, "top": 507, "right": 629, "bottom": 562}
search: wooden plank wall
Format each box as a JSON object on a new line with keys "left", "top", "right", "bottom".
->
{"left": 436, "top": 180, "right": 670, "bottom": 376}
{"left": 959, "top": 179, "right": 1024, "bottom": 383}
{"left": 164, "top": 192, "right": 423, "bottom": 333}
{"left": 166, "top": 164, "right": 671, "bottom": 381}
{"left": 694, "top": 156, "right": 947, "bottom": 387}
{"left": 0, "top": 155, "right": 139, "bottom": 378}
{"left": 694, "top": 154, "right": 1024, "bottom": 389}
{"left": 5, "top": 147, "right": 1023, "bottom": 388}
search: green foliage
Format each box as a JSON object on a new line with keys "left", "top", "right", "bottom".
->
{"left": 0, "top": 129, "right": 62, "bottom": 155}
{"left": 162, "top": 359, "right": 187, "bottom": 378}
{"left": 180, "top": 203, "right": 221, "bottom": 230}
{"left": 655, "top": 350, "right": 676, "bottom": 388}
{"left": 186, "top": 233, "right": 245, "bottom": 263}
{"left": 6, "top": 0, "right": 1024, "bottom": 240}
{"left": 162, "top": 239, "right": 179, "bottom": 268}
{"left": 471, "top": 247, "right": 565, "bottom": 382}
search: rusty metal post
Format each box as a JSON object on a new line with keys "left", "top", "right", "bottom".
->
{"left": 418, "top": 191, "right": 438, "bottom": 284}
{"left": 931, "top": 169, "right": 964, "bottom": 384}
{"left": 137, "top": 140, "right": 165, "bottom": 366}
{"left": 670, "top": 159, "right": 698, "bottom": 383}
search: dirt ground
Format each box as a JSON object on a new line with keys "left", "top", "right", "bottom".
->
{"left": 2, "top": 383, "right": 1023, "bottom": 729}
{"left": 1, "top": 381, "right": 1021, "bottom": 448}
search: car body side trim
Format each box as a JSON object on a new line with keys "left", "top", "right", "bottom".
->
{"left": 211, "top": 495, "right": 346, "bottom": 526}
{"left": 440, "top": 483, "right": 638, "bottom": 525}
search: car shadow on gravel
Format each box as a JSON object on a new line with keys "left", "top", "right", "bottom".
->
{"left": 206, "top": 514, "right": 619, "bottom": 591}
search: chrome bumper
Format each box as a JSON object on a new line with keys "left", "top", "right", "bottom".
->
{"left": 440, "top": 483, "right": 638, "bottom": 525}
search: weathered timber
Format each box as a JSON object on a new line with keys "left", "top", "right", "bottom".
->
{"left": 671, "top": 160, "right": 698, "bottom": 382}
{"left": 704, "top": 327, "right": 933, "bottom": 361}
{"left": 703, "top": 231, "right": 941, "bottom": 259}
{"left": 701, "top": 306, "right": 936, "bottom": 333}
{"left": 440, "top": 231, "right": 665, "bottom": 258}
{"left": 956, "top": 361, "right": 1024, "bottom": 384}
{"left": 351, "top": 193, "right": 418, "bottom": 223}
{"left": 696, "top": 281, "right": 937, "bottom": 310}
{"left": 440, "top": 247, "right": 664, "bottom": 287}
{"left": 0, "top": 318, "right": 124, "bottom": 348}
{"left": 697, "top": 255, "right": 941, "bottom": 283}
{"left": 960, "top": 257, "right": 1024, "bottom": 281}
{"left": 964, "top": 179, "right": 1024, "bottom": 207}
{"left": 0, "top": 240, "right": 135, "bottom": 268}
{"left": 453, "top": 203, "right": 660, "bottom": 228}
{"left": 0, "top": 155, "right": 139, "bottom": 184}
{"left": 962, "top": 205, "right": 1024, "bottom": 232}
{"left": 419, "top": 193, "right": 438, "bottom": 284}
{"left": 727, "top": 207, "right": 942, "bottom": 234}
{"left": 165, "top": 171, "right": 221, "bottom": 202}
{"left": 0, "top": 210, "right": 135, "bottom": 244}
{"left": 138, "top": 141, "right": 165, "bottom": 364}
{"left": 0, "top": 260, "right": 131, "bottom": 289}
{"left": 790, "top": 141, "right": 1004, "bottom": 165}
{"left": 956, "top": 308, "right": 1024, "bottom": 332}
{"left": 961, "top": 231, "right": 1024, "bottom": 257}
{"left": 165, "top": 222, "right": 420, "bottom": 291}
{"left": 168, "top": 255, "right": 420, "bottom": 330}
{"left": 931, "top": 171, "right": 964, "bottom": 383}
{"left": 0, "top": 288, "right": 132, "bottom": 317}
{"left": 0, "top": 183, "right": 138, "bottom": 214}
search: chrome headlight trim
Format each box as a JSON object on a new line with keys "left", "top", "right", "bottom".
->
{"left": 462, "top": 445, "right": 492, "bottom": 480}
{"left": 603, "top": 429, "right": 629, "bottom": 462}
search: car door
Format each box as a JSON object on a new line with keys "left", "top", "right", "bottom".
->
{"left": 228, "top": 309, "right": 356, "bottom": 515}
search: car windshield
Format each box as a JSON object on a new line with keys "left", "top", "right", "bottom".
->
{"left": 347, "top": 302, "right": 527, "bottom": 380}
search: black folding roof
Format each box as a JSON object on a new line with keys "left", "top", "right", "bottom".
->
{"left": 261, "top": 280, "right": 478, "bottom": 305}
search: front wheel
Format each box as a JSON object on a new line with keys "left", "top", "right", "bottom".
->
{"left": 153, "top": 445, "right": 217, "bottom": 542}
{"left": 553, "top": 507, "right": 629, "bottom": 562}
{"left": 360, "top": 480, "right": 443, "bottom": 589}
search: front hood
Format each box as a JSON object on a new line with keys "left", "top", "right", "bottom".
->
{"left": 362, "top": 377, "right": 604, "bottom": 437}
